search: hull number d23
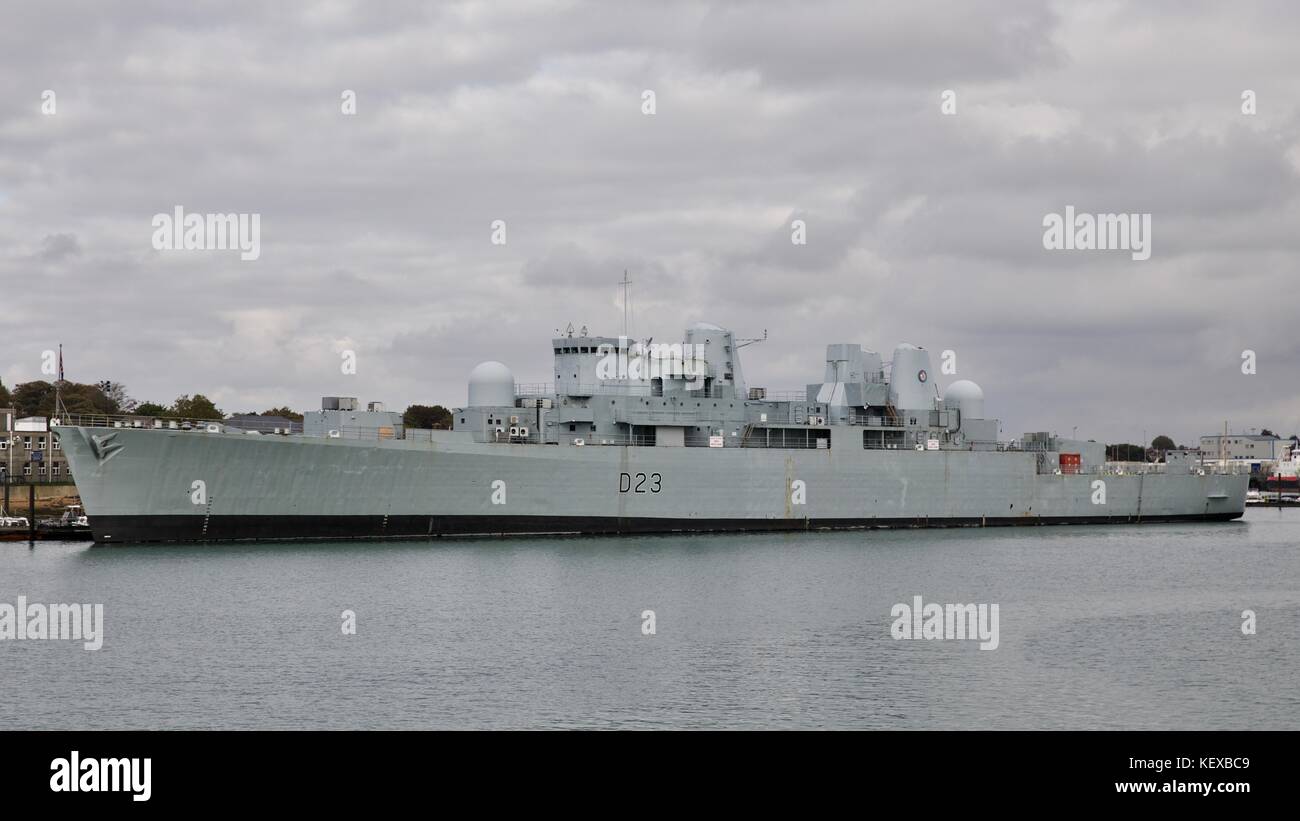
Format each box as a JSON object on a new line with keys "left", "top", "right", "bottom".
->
{"left": 619, "top": 472, "right": 663, "bottom": 494}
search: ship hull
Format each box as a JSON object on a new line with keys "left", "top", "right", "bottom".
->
{"left": 83, "top": 511, "right": 1243, "bottom": 543}
{"left": 55, "top": 426, "right": 1248, "bottom": 544}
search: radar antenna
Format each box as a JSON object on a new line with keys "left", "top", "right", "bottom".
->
{"left": 620, "top": 270, "right": 632, "bottom": 338}
{"left": 735, "top": 329, "right": 768, "bottom": 348}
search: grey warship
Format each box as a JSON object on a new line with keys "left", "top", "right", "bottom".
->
{"left": 54, "top": 322, "right": 1247, "bottom": 543}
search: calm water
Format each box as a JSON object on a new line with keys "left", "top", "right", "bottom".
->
{"left": 1, "top": 509, "right": 1297, "bottom": 729}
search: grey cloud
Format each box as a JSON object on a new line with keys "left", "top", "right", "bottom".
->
{"left": 39, "top": 232, "right": 82, "bottom": 261}
{"left": 1, "top": 1, "right": 1298, "bottom": 443}
{"left": 695, "top": 1, "right": 1062, "bottom": 87}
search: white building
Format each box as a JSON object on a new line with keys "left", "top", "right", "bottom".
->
{"left": 0, "top": 412, "right": 71, "bottom": 482}
{"left": 1199, "top": 433, "right": 1287, "bottom": 474}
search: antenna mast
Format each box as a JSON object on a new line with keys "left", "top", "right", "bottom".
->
{"left": 54, "top": 343, "right": 68, "bottom": 421}
{"left": 621, "top": 270, "right": 632, "bottom": 338}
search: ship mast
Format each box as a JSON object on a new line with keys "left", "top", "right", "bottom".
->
{"left": 54, "top": 343, "right": 68, "bottom": 422}
{"left": 620, "top": 270, "right": 632, "bottom": 338}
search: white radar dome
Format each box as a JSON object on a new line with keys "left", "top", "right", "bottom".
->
{"left": 943, "top": 379, "right": 985, "bottom": 420}
{"left": 468, "top": 361, "right": 516, "bottom": 408}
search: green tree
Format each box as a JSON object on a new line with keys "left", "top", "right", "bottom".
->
{"left": 12, "top": 380, "right": 114, "bottom": 416}
{"left": 1151, "top": 435, "right": 1176, "bottom": 453}
{"left": 12, "top": 381, "right": 55, "bottom": 416}
{"left": 96, "top": 380, "right": 136, "bottom": 414}
{"left": 0, "top": 378, "right": 10, "bottom": 408}
{"left": 60, "top": 382, "right": 116, "bottom": 415}
{"left": 403, "top": 404, "right": 454, "bottom": 429}
{"left": 134, "top": 402, "right": 170, "bottom": 417}
{"left": 261, "top": 406, "right": 304, "bottom": 422}
{"left": 171, "top": 394, "right": 223, "bottom": 420}
{"left": 1106, "top": 443, "right": 1146, "bottom": 461}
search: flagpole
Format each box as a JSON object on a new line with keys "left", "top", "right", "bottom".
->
{"left": 54, "top": 343, "right": 65, "bottom": 422}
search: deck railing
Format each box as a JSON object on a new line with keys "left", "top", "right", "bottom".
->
{"left": 47, "top": 414, "right": 1254, "bottom": 470}
{"left": 515, "top": 383, "right": 811, "bottom": 401}
{"left": 52, "top": 413, "right": 405, "bottom": 443}
{"left": 55, "top": 413, "right": 300, "bottom": 435}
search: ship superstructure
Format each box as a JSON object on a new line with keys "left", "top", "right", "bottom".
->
{"left": 462, "top": 323, "right": 1003, "bottom": 455}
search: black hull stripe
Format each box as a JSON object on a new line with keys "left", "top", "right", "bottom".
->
{"left": 88, "top": 512, "right": 1245, "bottom": 544}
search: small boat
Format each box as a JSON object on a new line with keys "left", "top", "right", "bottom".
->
{"left": 1245, "top": 490, "right": 1264, "bottom": 505}
{"left": 0, "top": 507, "right": 34, "bottom": 541}
{"left": 0, "top": 507, "right": 30, "bottom": 527}
{"left": 35, "top": 504, "right": 94, "bottom": 540}
{"left": 61, "top": 504, "right": 90, "bottom": 527}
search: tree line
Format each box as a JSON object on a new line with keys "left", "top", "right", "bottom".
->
{"left": 0, "top": 378, "right": 454, "bottom": 429}
{"left": 1107, "top": 436, "right": 1181, "bottom": 462}
{"left": 0, "top": 378, "right": 228, "bottom": 420}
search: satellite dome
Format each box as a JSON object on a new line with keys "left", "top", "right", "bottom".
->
{"left": 468, "top": 361, "right": 516, "bottom": 408}
{"left": 943, "top": 379, "right": 985, "bottom": 420}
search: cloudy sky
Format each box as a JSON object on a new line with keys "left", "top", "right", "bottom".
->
{"left": 3, "top": 0, "right": 1298, "bottom": 444}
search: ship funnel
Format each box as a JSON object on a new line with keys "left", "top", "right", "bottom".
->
{"left": 887, "top": 344, "right": 935, "bottom": 410}
{"left": 823, "top": 344, "right": 881, "bottom": 384}
{"left": 468, "top": 361, "right": 516, "bottom": 407}
{"left": 684, "top": 322, "right": 745, "bottom": 396}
